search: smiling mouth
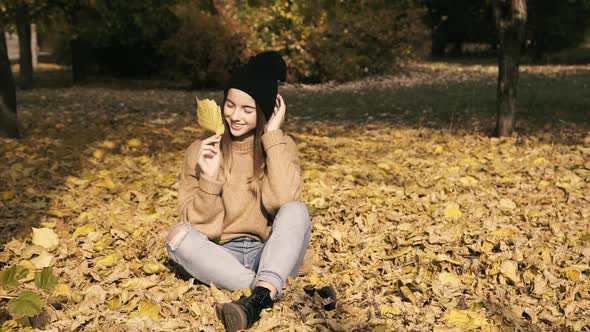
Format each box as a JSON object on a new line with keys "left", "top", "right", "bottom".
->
{"left": 231, "top": 123, "right": 243, "bottom": 130}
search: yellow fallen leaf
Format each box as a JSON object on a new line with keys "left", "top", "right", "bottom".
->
{"left": 108, "top": 295, "right": 122, "bottom": 310}
{"left": 39, "top": 218, "right": 54, "bottom": 228}
{"left": 386, "top": 246, "right": 412, "bottom": 259}
{"left": 500, "top": 260, "right": 519, "bottom": 283}
{"left": 434, "top": 145, "right": 444, "bottom": 154}
{"left": 196, "top": 98, "right": 225, "bottom": 135}
{"left": 380, "top": 304, "right": 401, "bottom": 316}
{"left": 142, "top": 262, "right": 167, "bottom": 275}
{"left": 100, "top": 140, "right": 116, "bottom": 149}
{"left": 121, "top": 276, "right": 158, "bottom": 290}
{"left": 72, "top": 223, "right": 96, "bottom": 238}
{"left": 377, "top": 163, "right": 390, "bottom": 170}
{"left": 132, "top": 227, "right": 145, "bottom": 238}
{"left": 94, "top": 237, "right": 112, "bottom": 251}
{"left": 136, "top": 300, "right": 160, "bottom": 320}
{"left": 93, "top": 149, "right": 105, "bottom": 159}
{"left": 21, "top": 245, "right": 46, "bottom": 259}
{"left": 562, "top": 267, "right": 582, "bottom": 282}
{"left": 30, "top": 251, "right": 54, "bottom": 269}
{"left": 459, "top": 158, "right": 479, "bottom": 167}
{"left": 444, "top": 203, "right": 462, "bottom": 218}
{"left": 53, "top": 283, "right": 72, "bottom": 298}
{"left": 127, "top": 138, "right": 142, "bottom": 147}
{"left": 1, "top": 320, "right": 19, "bottom": 330}
{"left": 308, "top": 273, "right": 321, "bottom": 286}
{"left": 330, "top": 230, "right": 343, "bottom": 242}
{"left": 399, "top": 285, "right": 416, "bottom": 304}
{"left": 210, "top": 282, "right": 230, "bottom": 303}
{"left": 95, "top": 178, "right": 117, "bottom": 189}
{"left": 498, "top": 198, "right": 516, "bottom": 211}
{"left": 537, "top": 180, "right": 550, "bottom": 190}
{"left": 481, "top": 241, "right": 495, "bottom": 253}
{"left": 444, "top": 308, "right": 489, "bottom": 329}
{"left": 96, "top": 253, "right": 118, "bottom": 268}
{"left": 31, "top": 228, "right": 59, "bottom": 250}
{"left": 437, "top": 272, "right": 462, "bottom": 289}
{"left": 435, "top": 254, "right": 463, "bottom": 265}
{"left": 533, "top": 157, "right": 545, "bottom": 165}
{"left": 460, "top": 176, "right": 479, "bottom": 186}
{"left": 492, "top": 228, "right": 516, "bottom": 238}
{"left": 97, "top": 169, "right": 111, "bottom": 177}
{"left": 0, "top": 191, "right": 16, "bottom": 200}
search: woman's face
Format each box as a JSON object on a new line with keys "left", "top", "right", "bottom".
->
{"left": 224, "top": 88, "right": 257, "bottom": 138}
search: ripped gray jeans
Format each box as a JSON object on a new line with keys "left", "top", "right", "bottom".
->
{"left": 166, "top": 201, "right": 311, "bottom": 300}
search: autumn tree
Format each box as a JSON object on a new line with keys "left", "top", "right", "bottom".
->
{"left": 15, "top": 1, "right": 33, "bottom": 89}
{"left": 492, "top": 0, "right": 527, "bottom": 137}
{"left": 0, "top": 20, "right": 20, "bottom": 138}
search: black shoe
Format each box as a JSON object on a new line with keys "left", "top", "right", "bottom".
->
{"left": 303, "top": 285, "right": 337, "bottom": 311}
{"left": 216, "top": 286, "right": 274, "bottom": 331}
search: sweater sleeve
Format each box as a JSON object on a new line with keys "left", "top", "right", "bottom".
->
{"left": 261, "top": 129, "right": 303, "bottom": 216}
{"left": 177, "top": 139, "right": 225, "bottom": 241}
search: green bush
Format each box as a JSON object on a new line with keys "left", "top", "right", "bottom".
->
{"left": 160, "top": 5, "right": 245, "bottom": 88}
{"left": 528, "top": 0, "right": 590, "bottom": 59}
{"left": 234, "top": 0, "right": 429, "bottom": 83}
{"left": 234, "top": 0, "right": 323, "bottom": 82}
{"left": 307, "top": 1, "right": 429, "bottom": 82}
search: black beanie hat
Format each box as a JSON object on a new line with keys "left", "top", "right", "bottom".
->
{"left": 224, "top": 51, "right": 287, "bottom": 121}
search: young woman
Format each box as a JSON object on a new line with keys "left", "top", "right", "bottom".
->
{"left": 165, "top": 51, "right": 314, "bottom": 331}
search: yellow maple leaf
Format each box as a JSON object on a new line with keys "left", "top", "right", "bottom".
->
{"left": 196, "top": 98, "right": 225, "bottom": 135}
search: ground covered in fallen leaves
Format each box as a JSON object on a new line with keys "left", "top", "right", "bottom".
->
{"left": 1, "top": 62, "right": 590, "bottom": 331}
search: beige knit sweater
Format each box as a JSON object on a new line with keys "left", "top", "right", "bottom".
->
{"left": 178, "top": 129, "right": 313, "bottom": 273}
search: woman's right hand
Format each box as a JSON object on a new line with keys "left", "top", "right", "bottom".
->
{"left": 197, "top": 134, "right": 222, "bottom": 179}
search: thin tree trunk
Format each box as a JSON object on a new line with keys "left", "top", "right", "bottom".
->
{"left": 0, "top": 24, "right": 20, "bottom": 138}
{"left": 492, "top": 0, "right": 527, "bottom": 137}
{"left": 16, "top": 3, "right": 33, "bottom": 89}
{"left": 71, "top": 37, "right": 88, "bottom": 82}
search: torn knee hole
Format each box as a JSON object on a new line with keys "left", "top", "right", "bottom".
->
{"left": 166, "top": 224, "right": 189, "bottom": 248}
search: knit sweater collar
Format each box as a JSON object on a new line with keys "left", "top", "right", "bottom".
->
{"left": 231, "top": 134, "right": 255, "bottom": 153}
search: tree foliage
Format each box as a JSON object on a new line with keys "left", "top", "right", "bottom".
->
{"left": 424, "top": 0, "right": 590, "bottom": 58}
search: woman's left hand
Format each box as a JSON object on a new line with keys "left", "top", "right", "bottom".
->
{"left": 265, "top": 94, "right": 286, "bottom": 133}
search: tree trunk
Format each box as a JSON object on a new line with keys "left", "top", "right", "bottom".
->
{"left": 492, "top": 0, "right": 527, "bottom": 137}
{"left": 0, "top": 24, "right": 20, "bottom": 138}
{"left": 71, "top": 37, "right": 89, "bottom": 83}
{"left": 15, "top": 3, "right": 33, "bottom": 89}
